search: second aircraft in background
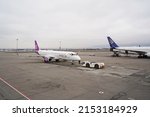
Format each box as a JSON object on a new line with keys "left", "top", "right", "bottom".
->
{"left": 107, "top": 36, "right": 150, "bottom": 58}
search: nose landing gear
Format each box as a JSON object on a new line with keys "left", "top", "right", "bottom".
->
{"left": 78, "top": 60, "right": 80, "bottom": 64}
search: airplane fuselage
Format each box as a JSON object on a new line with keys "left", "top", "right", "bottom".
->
{"left": 38, "top": 50, "right": 81, "bottom": 62}
{"left": 34, "top": 40, "right": 81, "bottom": 63}
{"left": 115, "top": 47, "right": 150, "bottom": 53}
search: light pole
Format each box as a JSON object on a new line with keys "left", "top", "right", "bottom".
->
{"left": 16, "top": 38, "right": 18, "bottom": 55}
{"left": 59, "top": 40, "right": 61, "bottom": 50}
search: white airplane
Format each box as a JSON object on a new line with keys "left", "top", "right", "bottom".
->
{"left": 107, "top": 36, "right": 150, "bottom": 58}
{"left": 34, "top": 40, "right": 81, "bottom": 64}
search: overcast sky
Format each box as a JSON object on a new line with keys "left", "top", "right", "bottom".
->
{"left": 0, "top": 0, "right": 150, "bottom": 48}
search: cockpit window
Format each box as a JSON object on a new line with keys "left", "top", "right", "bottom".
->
{"left": 70, "top": 53, "right": 77, "bottom": 56}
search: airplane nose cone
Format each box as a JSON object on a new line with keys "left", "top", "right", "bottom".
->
{"left": 76, "top": 56, "right": 81, "bottom": 61}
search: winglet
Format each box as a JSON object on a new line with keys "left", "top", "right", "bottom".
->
{"left": 34, "top": 40, "right": 39, "bottom": 54}
{"left": 107, "top": 36, "right": 119, "bottom": 48}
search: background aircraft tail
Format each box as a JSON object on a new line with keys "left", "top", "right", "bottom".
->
{"left": 107, "top": 36, "right": 119, "bottom": 48}
{"left": 35, "top": 40, "right": 39, "bottom": 53}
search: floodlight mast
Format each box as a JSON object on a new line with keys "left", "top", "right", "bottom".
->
{"left": 16, "top": 38, "right": 18, "bottom": 55}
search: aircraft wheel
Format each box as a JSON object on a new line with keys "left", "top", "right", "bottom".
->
{"left": 78, "top": 60, "right": 81, "bottom": 64}
{"left": 116, "top": 54, "right": 119, "bottom": 57}
{"left": 55, "top": 59, "right": 59, "bottom": 62}
{"left": 94, "top": 64, "right": 99, "bottom": 69}
{"left": 143, "top": 55, "right": 148, "bottom": 58}
{"left": 138, "top": 55, "right": 142, "bottom": 58}
{"left": 86, "top": 63, "right": 90, "bottom": 68}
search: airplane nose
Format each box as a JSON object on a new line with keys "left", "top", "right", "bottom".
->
{"left": 71, "top": 55, "right": 81, "bottom": 61}
{"left": 76, "top": 56, "right": 81, "bottom": 61}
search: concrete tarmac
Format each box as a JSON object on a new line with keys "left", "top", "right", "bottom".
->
{"left": 0, "top": 51, "right": 150, "bottom": 100}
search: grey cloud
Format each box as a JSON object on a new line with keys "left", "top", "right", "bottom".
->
{"left": 0, "top": 0, "right": 150, "bottom": 48}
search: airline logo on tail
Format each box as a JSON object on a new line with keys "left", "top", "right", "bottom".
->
{"left": 107, "top": 36, "right": 119, "bottom": 49}
{"left": 34, "top": 40, "right": 39, "bottom": 54}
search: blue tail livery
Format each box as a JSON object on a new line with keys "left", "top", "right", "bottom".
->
{"left": 107, "top": 36, "right": 119, "bottom": 49}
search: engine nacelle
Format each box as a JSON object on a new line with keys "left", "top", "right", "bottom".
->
{"left": 43, "top": 57, "right": 49, "bottom": 63}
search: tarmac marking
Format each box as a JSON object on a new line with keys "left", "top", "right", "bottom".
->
{"left": 99, "top": 91, "right": 104, "bottom": 94}
{"left": 0, "top": 77, "right": 31, "bottom": 100}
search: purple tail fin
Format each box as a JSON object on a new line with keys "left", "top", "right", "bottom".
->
{"left": 35, "top": 40, "right": 39, "bottom": 54}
